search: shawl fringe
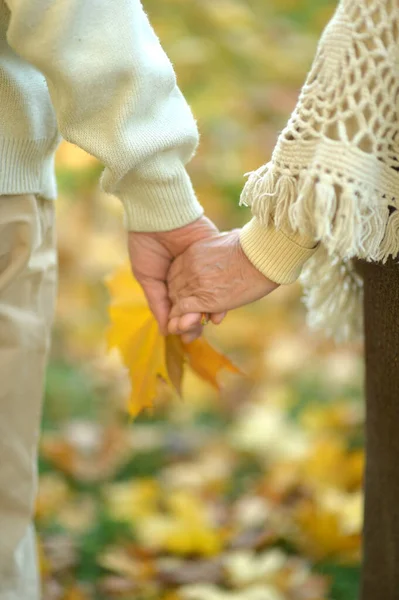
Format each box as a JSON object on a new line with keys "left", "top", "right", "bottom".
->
{"left": 240, "top": 163, "right": 397, "bottom": 341}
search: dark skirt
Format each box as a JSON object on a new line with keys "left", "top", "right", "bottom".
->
{"left": 357, "top": 258, "right": 399, "bottom": 599}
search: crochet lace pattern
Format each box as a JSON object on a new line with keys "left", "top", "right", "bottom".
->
{"left": 240, "top": 0, "right": 399, "bottom": 340}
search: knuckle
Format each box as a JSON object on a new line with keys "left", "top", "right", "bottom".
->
{"left": 187, "top": 246, "right": 200, "bottom": 267}
{"left": 180, "top": 298, "right": 192, "bottom": 313}
{"left": 169, "top": 289, "right": 178, "bottom": 304}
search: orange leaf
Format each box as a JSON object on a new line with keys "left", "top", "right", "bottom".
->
{"left": 183, "top": 337, "right": 241, "bottom": 390}
{"left": 62, "top": 586, "right": 90, "bottom": 600}
{"left": 165, "top": 335, "right": 185, "bottom": 395}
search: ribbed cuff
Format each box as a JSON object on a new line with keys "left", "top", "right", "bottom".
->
{"left": 240, "top": 217, "right": 318, "bottom": 285}
{"left": 115, "top": 167, "right": 204, "bottom": 232}
{"left": 0, "top": 137, "right": 59, "bottom": 201}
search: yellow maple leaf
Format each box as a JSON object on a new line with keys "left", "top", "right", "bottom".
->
{"left": 105, "top": 479, "right": 160, "bottom": 522}
{"left": 137, "top": 490, "right": 224, "bottom": 557}
{"left": 36, "top": 536, "right": 51, "bottom": 578}
{"left": 106, "top": 263, "right": 241, "bottom": 418}
{"left": 164, "top": 491, "right": 223, "bottom": 556}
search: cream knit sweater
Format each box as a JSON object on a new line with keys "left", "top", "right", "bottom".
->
{"left": 0, "top": 0, "right": 205, "bottom": 231}
{"left": 240, "top": 0, "right": 399, "bottom": 340}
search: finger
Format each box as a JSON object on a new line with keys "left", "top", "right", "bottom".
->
{"left": 167, "top": 269, "right": 189, "bottom": 305}
{"left": 211, "top": 312, "right": 227, "bottom": 325}
{"left": 181, "top": 326, "right": 203, "bottom": 344}
{"left": 168, "top": 316, "right": 180, "bottom": 336}
{"left": 167, "top": 255, "right": 183, "bottom": 284}
{"left": 170, "top": 297, "right": 205, "bottom": 319}
{"left": 143, "top": 281, "right": 171, "bottom": 335}
{"left": 168, "top": 313, "right": 201, "bottom": 335}
{"left": 178, "top": 312, "right": 202, "bottom": 332}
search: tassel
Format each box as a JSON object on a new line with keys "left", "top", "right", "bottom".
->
{"left": 273, "top": 175, "right": 298, "bottom": 229}
{"left": 377, "top": 208, "right": 399, "bottom": 262}
{"left": 331, "top": 187, "right": 359, "bottom": 257}
{"left": 300, "top": 248, "right": 363, "bottom": 342}
{"left": 313, "top": 181, "right": 337, "bottom": 241}
{"left": 240, "top": 164, "right": 271, "bottom": 208}
{"left": 289, "top": 175, "right": 316, "bottom": 236}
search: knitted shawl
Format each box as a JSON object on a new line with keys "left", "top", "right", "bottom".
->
{"left": 240, "top": 0, "right": 399, "bottom": 340}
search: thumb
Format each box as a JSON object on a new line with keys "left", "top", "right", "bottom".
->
{"left": 141, "top": 280, "right": 171, "bottom": 335}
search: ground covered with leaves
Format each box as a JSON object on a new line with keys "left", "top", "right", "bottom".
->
{"left": 36, "top": 1, "right": 365, "bottom": 598}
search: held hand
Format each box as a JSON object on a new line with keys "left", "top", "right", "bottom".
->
{"left": 127, "top": 216, "right": 225, "bottom": 340}
{"left": 167, "top": 229, "right": 279, "bottom": 339}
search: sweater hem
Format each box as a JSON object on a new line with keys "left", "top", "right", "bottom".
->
{"left": 103, "top": 164, "right": 205, "bottom": 232}
{"left": 0, "top": 136, "right": 60, "bottom": 201}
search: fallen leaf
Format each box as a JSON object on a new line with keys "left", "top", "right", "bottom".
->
{"left": 35, "top": 474, "right": 71, "bottom": 522}
{"left": 136, "top": 490, "right": 225, "bottom": 557}
{"left": 228, "top": 528, "right": 276, "bottom": 552}
{"left": 97, "top": 547, "right": 139, "bottom": 579}
{"left": 37, "top": 537, "right": 52, "bottom": 579}
{"left": 294, "top": 499, "right": 361, "bottom": 561}
{"left": 156, "top": 557, "right": 224, "bottom": 586}
{"left": 43, "top": 535, "right": 78, "bottom": 573}
{"left": 61, "top": 586, "right": 90, "bottom": 600}
{"left": 98, "top": 576, "right": 138, "bottom": 595}
{"left": 40, "top": 424, "right": 132, "bottom": 482}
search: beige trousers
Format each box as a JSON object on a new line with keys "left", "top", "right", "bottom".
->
{"left": 0, "top": 194, "right": 57, "bottom": 600}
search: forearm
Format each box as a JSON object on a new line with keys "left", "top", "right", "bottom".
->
{"left": 5, "top": 0, "right": 203, "bottom": 231}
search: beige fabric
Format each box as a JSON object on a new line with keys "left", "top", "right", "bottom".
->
{"left": 0, "top": 194, "right": 57, "bottom": 600}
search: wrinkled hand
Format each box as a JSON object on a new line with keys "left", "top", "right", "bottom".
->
{"left": 167, "top": 229, "right": 279, "bottom": 340}
{"left": 128, "top": 216, "right": 225, "bottom": 342}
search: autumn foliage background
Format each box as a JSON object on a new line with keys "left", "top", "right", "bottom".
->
{"left": 37, "top": 1, "right": 365, "bottom": 599}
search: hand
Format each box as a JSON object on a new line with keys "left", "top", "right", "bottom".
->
{"left": 127, "top": 216, "right": 225, "bottom": 341}
{"left": 167, "top": 229, "right": 279, "bottom": 339}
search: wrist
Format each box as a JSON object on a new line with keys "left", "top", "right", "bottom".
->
{"left": 234, "top": 229, "right": 280, "bottom": 288}
{"left": 152, "top": 215, "right": 219, "bottom": 257}
{"left": 239, "top": 217, "right": 318, "bottom": 285}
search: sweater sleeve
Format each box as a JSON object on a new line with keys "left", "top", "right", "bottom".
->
{"left": 239, "top": 0, "right": 399, "bottom": 284}
{"left": 4, "top": 0, "right": 204, "bottom": 232}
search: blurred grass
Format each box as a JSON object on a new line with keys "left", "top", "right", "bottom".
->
{"left": 37, "top": 1, "right": 366, "bottom": 599}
